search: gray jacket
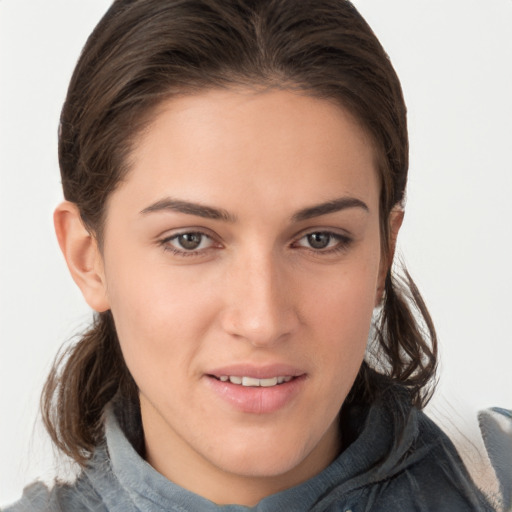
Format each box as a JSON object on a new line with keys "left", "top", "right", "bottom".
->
{"left": 4, "top": 390, "right": 496, "bottom": 512}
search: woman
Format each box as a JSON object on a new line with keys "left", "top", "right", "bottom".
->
{"left": 3, "top": 0, "right": 497, "bottom": 510}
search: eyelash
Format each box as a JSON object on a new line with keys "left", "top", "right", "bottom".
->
{"left": 292, "top": 231, "right": 353, "bottom": 255}
{"left": 159, "top": 232, "right": 218, "bottom": 257}
{"left": 159, "top": 230, "right": 353, "bottom": 257}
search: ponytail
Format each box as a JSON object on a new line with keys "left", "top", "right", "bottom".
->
{"left": 350, "top": 266, "right": 438, "bottom": 409}
{"left": 41, "top": 311, "right": 136, "bottom": 465}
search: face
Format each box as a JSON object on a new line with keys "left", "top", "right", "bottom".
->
{"left": 95, "top": 89, "right": 385, "bottom": 503}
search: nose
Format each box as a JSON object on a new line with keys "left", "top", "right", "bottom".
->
{"left": 219, "top": 250, "right": 299, "bottom": 347}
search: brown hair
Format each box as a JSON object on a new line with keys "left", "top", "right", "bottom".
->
{"left": 43, "top": 0, "right": 437, "bottom": 465}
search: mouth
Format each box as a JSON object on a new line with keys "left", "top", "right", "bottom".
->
{"left": 204, "top": 367, "right": 306, "bottom": 414}
{"left": 209, "top": 375, "right": 295, "bottom": 387}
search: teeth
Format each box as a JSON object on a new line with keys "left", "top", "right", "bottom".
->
{"left": 242, "top": 376, "right": 261, "bottom": 387}
{"left": 260, "top": 377, "right": 278, "bottom": 387}
{"left": 220, "top": 375, "right": 293, "bottom": 387}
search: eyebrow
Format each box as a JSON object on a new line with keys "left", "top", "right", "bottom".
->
{"left": 140, "top": 196, "right": 368, "bottom": 223}
{"left": 140, "top": 198, "right": 236, "bottom": 222}
{"left": 291, "top": 197, "right": 369, "bottom": 222}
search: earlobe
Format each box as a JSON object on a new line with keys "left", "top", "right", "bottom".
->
{"left": 54, "top": 201, "right": 110, "bottom": 312}
{"left": 375, "top": 207, "right": 404, "bottom": 306}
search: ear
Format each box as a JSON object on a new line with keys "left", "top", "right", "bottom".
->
{"left": 375, "top": 206, "right": 404, "bottom": 306}
{"left": 54, "top": 201, "right": 110, "bottom": 312}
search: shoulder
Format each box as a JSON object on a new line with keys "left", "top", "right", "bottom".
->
{"left": 364, "top": 385, "right": 496, "bottom": 510}
{"left": 317, "top": 389, "right": 498, "bottom": 511}
{"left": 370, "top": 409, "right": 497, "bottom": 511}
{"left": 479, "top": 407, "right": 512, "bottom": 510}
{"left": 2, "top": 476, "right": 106, "bottom": 512}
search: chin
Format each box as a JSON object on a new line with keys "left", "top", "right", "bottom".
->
{"left": 208, "top": 424, "right": 334, "bottom": 480}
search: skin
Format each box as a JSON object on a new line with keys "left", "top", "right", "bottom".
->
{"left": 55, "top": 88, "right": 402, "bottom": 506}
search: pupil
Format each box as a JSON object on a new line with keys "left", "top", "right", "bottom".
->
{"left": 179, "top": 233, "right": 202, "bottom": 250}
{"left": 308, "top": 233, "right": 330, "bottom": 249}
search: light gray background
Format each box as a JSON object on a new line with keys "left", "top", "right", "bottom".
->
{"left": 1, "top": 0, "right": 511, "bottom": 505}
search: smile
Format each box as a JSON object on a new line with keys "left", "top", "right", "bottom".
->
{"left": 216, "top": 375, "right": 294, "bottom": 387}
{"left": 206, "top": 372, "right": 305, "bottom": 414}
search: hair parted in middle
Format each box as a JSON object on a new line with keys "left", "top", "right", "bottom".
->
{"left": 43, "top": 0, "right": 437, "bottom": 466}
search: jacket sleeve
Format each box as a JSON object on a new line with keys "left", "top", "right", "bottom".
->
{"left": 2, "top": 477, "right": 107, "bottom": 512}
{"left": 479, "top": 407, "right": 512, "bottom": 511}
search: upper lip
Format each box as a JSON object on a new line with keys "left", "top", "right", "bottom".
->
{"left": 206, "top": 363, "right": 306, "bottom": 379}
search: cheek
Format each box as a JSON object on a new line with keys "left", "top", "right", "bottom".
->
{"left": 306, "top": 257, "right": 379, "bottom": 332}
{"left": 313, "top": 292, "right": 373, "bottom": 373}
{"left": 302, "top": 257, "right": 380, "bottom": 377}
{"left": 104, "top": 258, "right": 219, "bottom": 380}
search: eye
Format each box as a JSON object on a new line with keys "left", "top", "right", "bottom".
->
{"left": 294, "top": 231, "right": 351, "bottom": 253}
{"left": 161, "top": 231, "right": 216, "bottom": 255}
{"left": 305, "top": 232, "right": 333, "bottom": 249}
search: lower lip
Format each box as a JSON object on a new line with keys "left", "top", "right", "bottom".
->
{"left": 204, "top": 375, "right": 306, "bottom": 414}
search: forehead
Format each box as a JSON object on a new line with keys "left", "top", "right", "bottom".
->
{"left": 113, "top": 88, "right": 380, "bottom": 219}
